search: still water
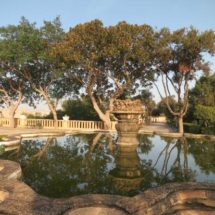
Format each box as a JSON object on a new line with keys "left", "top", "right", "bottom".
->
{"left": 1, "top": 133, "right": 215, "bottom": 198}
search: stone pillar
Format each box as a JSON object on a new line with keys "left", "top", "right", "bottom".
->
{"left": 19, "top": 115, "right": 27, "bottom": 127}
{"left": 62, "top": 120, "right": 69, "bottom": 129}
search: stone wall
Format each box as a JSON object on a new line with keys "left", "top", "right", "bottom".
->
{"left": 1, "top": 151, "right": 215, "bottom": 214}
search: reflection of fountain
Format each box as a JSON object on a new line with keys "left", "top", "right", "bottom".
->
{"left": 109, "top": 144, "right": 144, "bottom": 192}
{"left": 109, "top": 99, "right": 144, "bottom": 192}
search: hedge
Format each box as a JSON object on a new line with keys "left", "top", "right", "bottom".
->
{"left": 183, "top": 123, "right": 201, "bottom": 134}
{"left": 201, "top": 126, "right": 215, "bottom": 135}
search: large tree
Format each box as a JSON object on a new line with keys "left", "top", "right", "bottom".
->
{"left": 53, "top": 20, "right": 154, "bottom": 128}
{"left": 151, "top": 27, "right": 215, "bottom": 133}
{"left": 0, "top": 71, "right": 34, "bottom": 127}
{"left": 0, "top": 17, "right": 66, "bottom": 128}
{"left": 185, "top": 74, "right": 215, "bottom": 122}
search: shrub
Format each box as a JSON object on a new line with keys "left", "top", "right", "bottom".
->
{"left": 183, "top": 123, "right": 201, "bottom": 134}
{"left": 201, "top": 126, "right": 215, "bottom": 135}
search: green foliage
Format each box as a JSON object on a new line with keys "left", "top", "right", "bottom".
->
{"left": 183, "top": 123, "right": 201, "bottom": 134}
{"left": 0, "top": 18, "right": 39, "bottom": 109}
{"left": 53, "top": 20, "right": 155, "bottom": 125}
{"left": 184, "top": 102, "right": 215, "bottom": 134}
{"left": 26, "top": 114, "right": 44, "bottom": 119}
{"left": 151, "top": 108, "right": 160, "bottom": 117}
{"left": 62, "top": 97, "right": 100, "bottom": 121}
{"left": 0, "top": 16, "right": 67, "bottom": 126}
{"left": 156, "top": 96, "right": 177, "bottom": 121}
{"left": 134, "top": 89, "right": 156, "bottom": 115}
{"left": 44, "top": 109, "right": 65, "bottom": 120}
{"left": 186, "top": 74, "right": 215, "bottom": 122}
{"left": 201, "top": 127, "right": 215, "bottom": 135}
{"left": 26, "top": 114, "right": 38, "bottom": 119}
{"left": 188, "top": 138, "right": 215, "bottom": 174}
{"left": 189, "top": 74, "right": 215, "bottom": 107}
{"left": 194, "top": 104, "right": 215, "bottom": 126}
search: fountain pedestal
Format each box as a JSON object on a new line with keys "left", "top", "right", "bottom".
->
{"left": 111, "top": 99, "right": 144, "bottom": 146}
{"left": 113, "top": 111, "right": 143, "bottom": 145}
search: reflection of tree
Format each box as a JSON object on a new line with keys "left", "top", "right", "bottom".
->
{"left": 31, "top": 138, "right": 58, "bottom": 160}
{"left": 137, "top": 134, "right": 154, "bottom": 154}
{"left": 153, "top": 137, "right": 176, "bottom": 175}
{"left": 138, "top": 159, "right": 155, "bottom": 190}
{"left": 152, "top": 137, "right": 196, "bottom": 185}
{"left": 84, "top": 133, "right": 102, "bottom": 159}
{"left": 85, "top": 132, "right": 115, "bottom": 160}
{"left": 0, "top": 133, "right": 119, "bottom": 198}
{"left": 2, "top": 145, "right": 21, "bottom": 158}
{"left": 84, "top": 133, "right": 104, "bottom": 180}
{"left": 80, "top": 133, "right": 116, "bottom": 193}
{"left": 106, "top": 133, "right": 115, "bottom": 155}
{"left": 188, "top": 137, "right": 215, "bottom": 174}
{"left": 0, "top": 139, "right": 47, "bottom": 163}
{"left": 134, "top": 134, "right": 156, "bottom": 191}
{"left": 135, "top": 136, "right": 198, "bottom": 191}
{"left": 2, "top": 134, "right": 214, "bottom": 198}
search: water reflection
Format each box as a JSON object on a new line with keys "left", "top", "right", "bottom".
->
{"left": 109, "top": 144, "right": 144, "bottom": 192}
{"left": 151, "top": 137, "right": 197, "bottom": 184}
{"left": 0, "top": 133, "right": 215, "bottom": 198}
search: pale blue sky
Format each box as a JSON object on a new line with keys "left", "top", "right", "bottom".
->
{"left": 1, "top": 0, "right": 215, "bottom": 111}
{"left": 1, "top": 0, "right": 215, "bottom": 32}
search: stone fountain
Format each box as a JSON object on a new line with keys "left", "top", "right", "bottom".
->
{"left": 111, "top": 99, "right": 144, "bottom": 146}
{"left": 109, "top": 99, "right": 145, "bottom": 193}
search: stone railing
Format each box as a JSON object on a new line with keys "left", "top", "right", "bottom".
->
{"left": 0, "top": 117, "right": 166, "bottom": 130}
{"left": 0, "top": 118, "right": 10, "bottom": 127}
{"left": 0, "top": 118, "right": 117, "bottom": 131}
{"left": 150, "top": 116, "right": 166, "bottom": 122}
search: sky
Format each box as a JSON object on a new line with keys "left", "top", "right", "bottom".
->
{"left": 1, "top": 0, "right": 215, "bottom": 111}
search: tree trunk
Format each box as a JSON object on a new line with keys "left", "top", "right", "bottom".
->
{"left": 44, "top": 102, "right": 58, "bottom": 129}
{"left": 8, "top": 95, "right": 22, "bottom": 128}
{"left": 39, "top": 91, "right": 58, "bottom": 129}
{"left": 9, "top": 108, "right": 16, "bottom": 128}
{"left": 178, "top": 116, "right": 184, "bottom": 134}
{"left": 52, "top": 110, "right": 58, "bottom": 129}
{"left": 9, "top": 114, "right": 15, "bottom": 128}
{"left": 46, "top": 104, "right": 58, "bottom": 129}
{"left": 88, "top": 93, "right": 112, "bottom": 129}
{"left": 102, "top": 111, "right": 112, "bottom": 129}
{"left": 94, "top": 107, "right": 111, "bottom": 129}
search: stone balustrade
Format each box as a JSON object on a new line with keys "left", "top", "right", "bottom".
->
{"left": 0, "top": 118, "right": 117, "bottom": 130}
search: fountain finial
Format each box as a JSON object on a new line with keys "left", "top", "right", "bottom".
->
{"left": 112, "top": 99, "right": 144, "bottom": 112}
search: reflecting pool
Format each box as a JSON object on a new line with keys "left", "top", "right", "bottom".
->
{"left": 1, "top": 133, "right": 215, "bottom": 198}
